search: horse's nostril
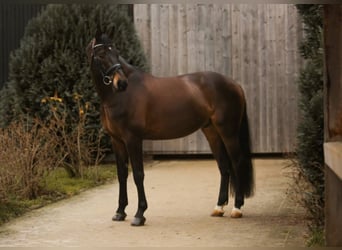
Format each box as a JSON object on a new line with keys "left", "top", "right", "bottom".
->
{"left": 118, "top": 80, "right": 128, "bottom": 91}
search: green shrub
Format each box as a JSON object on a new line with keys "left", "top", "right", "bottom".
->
{"left": 0, "top": 4, "right": 149, "bottom": 169}
{"left": 292, "top": 4, "right": 325, "bottom": 245}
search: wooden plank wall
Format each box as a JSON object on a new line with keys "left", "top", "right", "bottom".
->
{"left": 134, "top": 4, "right": 303, "bottom": 154}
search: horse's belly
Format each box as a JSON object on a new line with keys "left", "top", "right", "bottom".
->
{"left": 143, "top": 82, "right": 213, "bottom": 140}
{"left": 144, "top": 126, "right": 200, "bottom": 140}
{"left": 143, "top": 111, "right": 208, "bottom": 140}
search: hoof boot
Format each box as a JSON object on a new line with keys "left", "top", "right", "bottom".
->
{"left": 112, "top": 212, "right": 127, "bottom": 221}
{"left": 131, "top": 216, "right": 146, "bottom": 226}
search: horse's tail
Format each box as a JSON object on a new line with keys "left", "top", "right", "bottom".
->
{"left": 231, "top": 105, "right": 255, "bottom": 198}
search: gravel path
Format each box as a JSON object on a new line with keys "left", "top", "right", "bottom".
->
{"left": 0, "top": 158, "right": 307, "bottom": 247}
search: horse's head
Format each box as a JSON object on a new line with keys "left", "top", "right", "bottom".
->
{"left": 87, "top": 31, "right": 128, "bottom": 92}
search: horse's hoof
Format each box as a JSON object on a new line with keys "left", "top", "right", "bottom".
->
{"left": 230, "top": 207, "right": 243, "bottom": 218}
{"left": 211, "top": 205, "right": 225, "bottom": 217}
{"left": 112, "top": 212, "right": 127, "bottom": 221}
{"left": 131, "top": 216, "right": 146, "bottom": 226}
{"left": 211, "top": 209, "right": 225, "bottom": 217}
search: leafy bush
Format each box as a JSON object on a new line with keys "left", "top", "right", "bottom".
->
{"left": 0, "top": 4, "right": 148, "bottom": 165}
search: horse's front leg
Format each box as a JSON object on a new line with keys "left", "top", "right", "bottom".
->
{"left": 127, "top": 138, "right": 148, "bottom": 226}
{"left": 111, "top": 138, "right": 129, "bottom": 221}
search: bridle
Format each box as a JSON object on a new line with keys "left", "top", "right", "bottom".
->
{"left": 92, "top": 43, "right": 123, "bottom": 86}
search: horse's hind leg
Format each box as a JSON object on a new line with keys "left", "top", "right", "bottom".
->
{"left": 215, "top": 131, "right": 245, "bottom": 218}
{"left": 202, "top": 126, "right": 231, "bottom": 217}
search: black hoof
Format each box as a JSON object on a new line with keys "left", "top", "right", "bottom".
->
{"left": 131, "top": 216, "right": 146, "bottom": 226}
{"left": 112, "top": 212, "right": 127, "bottom": 221}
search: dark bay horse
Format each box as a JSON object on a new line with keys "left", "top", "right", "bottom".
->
{"left": 86, "top": 32, "right": 254, "bottom": 226}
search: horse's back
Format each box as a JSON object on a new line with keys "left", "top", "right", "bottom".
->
{"left": 181, "top": 71, "right": 245, "bottom": 108}
{"left": 143, "top": 71, "right": 246, "bottom": 116}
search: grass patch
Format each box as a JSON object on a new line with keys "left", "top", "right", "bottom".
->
{"left": 0, "top": 197, "right": 44, "bottom": 225}
{"left": 0, "top": 164, "right": 117, "bottom": 226}
{"left": 306, "top": 228, "right": 325, "bottom": 246}
{"left": 0, "top": 201, "right": 28, "bottom": 225}
{"left": 44, "top": 165, "right": 117, "bottom": 196}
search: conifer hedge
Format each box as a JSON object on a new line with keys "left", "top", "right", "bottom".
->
{"left": 294, "top": 4, "right": 324, "bottom": 244}
{"left": 0, "top": 4, "right": 148, "bottom": 152}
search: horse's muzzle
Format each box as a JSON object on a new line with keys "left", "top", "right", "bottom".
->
{"left": 111, "top": 71, "right": 128, "bottom": 92}
{"left": 117, "top": 79, "right": 128, "bottom": 91}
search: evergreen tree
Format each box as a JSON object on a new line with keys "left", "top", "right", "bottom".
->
{"left": 0, "top": 4, "right": 148, "bottom": 153}
{"left": 294, "top": 4, "right": 324, "bottom": 244}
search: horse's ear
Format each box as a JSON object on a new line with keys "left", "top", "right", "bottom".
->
{"left": 86, "top": 38, "right": 95, "bottom": 64}
{"left": 95, "top": 27, "right": 103, "bottom": 42}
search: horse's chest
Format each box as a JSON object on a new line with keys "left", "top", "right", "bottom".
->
{"left": 101, "top": 106, "right": 126, "bottom": 137}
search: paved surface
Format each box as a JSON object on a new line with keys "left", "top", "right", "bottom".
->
{"left": 0, "top": 158, "right": 307, "bottom": 247}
